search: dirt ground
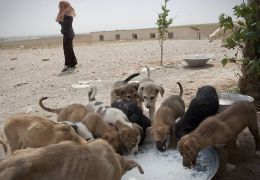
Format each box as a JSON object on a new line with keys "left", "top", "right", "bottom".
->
{"left": 0, "top": 39, "right": 259, "bottom": 179}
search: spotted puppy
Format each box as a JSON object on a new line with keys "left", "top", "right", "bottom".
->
{"left": 112, "top": 99, "right": 151, "bottom": 144}
{"left": 88, "top": 86, "right": 142, "bottom": 154}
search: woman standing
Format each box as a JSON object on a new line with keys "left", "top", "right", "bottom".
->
{"left": 56, "top": 1, "right": 77, "bottom": 72}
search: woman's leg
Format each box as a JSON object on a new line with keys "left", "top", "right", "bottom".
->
{"left": 63, "top": 37, "right": 77, "bottom": 67}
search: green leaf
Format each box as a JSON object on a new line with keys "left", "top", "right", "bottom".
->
{"left": 221, "top": 58, "right": 229, "bottom": 67}
{"left": 224, "top": 37, "right": 236, "bottom": 49}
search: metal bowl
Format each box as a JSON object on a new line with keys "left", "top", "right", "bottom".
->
{"left": 218, "top": 93, "right": 254, "bottom": 112}
{"left": 183, "top": 55, "right": 211, "bottom": 67}
{"left": 122, "top": 142, "right": 219, "bottom": 180}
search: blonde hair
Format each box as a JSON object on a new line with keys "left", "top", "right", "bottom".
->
{"left": 56, "top": 1, "right": 76, "bottom": 22}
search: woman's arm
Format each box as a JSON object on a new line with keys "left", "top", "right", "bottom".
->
{"left": 55, "top": 7, "right": 70, "bottom": 22}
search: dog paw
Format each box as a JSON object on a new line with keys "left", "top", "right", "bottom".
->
{"left": 226, "top": 163, "right": 236, "bottom": 172}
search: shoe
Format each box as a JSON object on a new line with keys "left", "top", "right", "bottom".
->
{"left": 68, "top": 67, "right": 76, "bottom": 72}
{"left": 68, "top": 65, "right": 76, "bottom": 69}
{"left": 61, "top": 66, "right": 69, "bottom": 72}
{"left": 68, "top": 66, "right": 76, "bottom": 71}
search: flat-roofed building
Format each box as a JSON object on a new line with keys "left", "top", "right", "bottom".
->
{"left": 89, "top": 23, "right": 219, "bottom": 42}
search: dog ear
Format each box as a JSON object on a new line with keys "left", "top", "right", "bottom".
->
{"left": 186, "top": 138, "right": 200, "bottom": 155}
{"left": 196, "top": 87, "right": 202, "bottom": 95}
{"left": 128, "top": 82, "right": 139, "bottom": 90}
{"left": 178, "top": 135, "right": 191, "bottom": 153}
{"left": 134, "top": 123, "right": 143, "bottom": 135}
{"left": 121, "top": 157, "right": 144, "bottom": 174}
{"left": 114, "top": 88, "right": 123, "bottom": 96}
{"left": 58, "top": 124, "right": 74, "bottom": 132}
{"left": 102, "top": 133, "right": 113, "bottom": 143}
{"left": 119, "top": 128, "right": 129, "bottom": 141}
{"left": 137, "top": 86, "right": 144, "bottom": 99}
{"left": 155, "top": 85, "right": 164, "bottom": 97}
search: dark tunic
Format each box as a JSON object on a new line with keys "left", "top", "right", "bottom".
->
{"left": 59, "top": 15, "right": 75, "bottom": 39}
{"left": 59, "top": 15, "right": 77, "bottom": 67}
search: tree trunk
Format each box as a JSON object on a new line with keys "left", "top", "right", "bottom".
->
{"left": 160, "top": 40, "right": 163, "bottom": 66}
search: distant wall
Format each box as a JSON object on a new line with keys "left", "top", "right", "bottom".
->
{"left": 91, "top": 28, "right": 159, "bottom": 42}
{"left": 90, "top": 23, "right": 220, "bottom": 42}
{"left": 75, "top": 34, "right": 92, "bottom": 43}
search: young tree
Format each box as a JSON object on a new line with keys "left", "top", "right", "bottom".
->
{"left": 156, "top": 0, "right": 173, "bottom": 66}
{"left": 220, "top": 0, "right": 260, "bottom": 108}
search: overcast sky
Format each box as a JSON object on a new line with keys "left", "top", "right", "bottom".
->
{"left": 0, "top": 0, "right": 243, "bottom": 38}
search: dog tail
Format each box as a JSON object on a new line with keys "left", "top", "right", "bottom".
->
{"left": 123, "top": 73, "right": 140, "bottom": 82}
{"left": 177, "top": 82, "right": 183, "bottom": 97}
{"left": 0, "top": 139, "right": 7, "bottom": 154}
{"left": 88, "top": 86, "right": 97, "bottom": 101}
{"left": 145, "top": 66, "right": 150, "bottom": 78}
{"left": 39, "top": 97, "right": 62, "bottom": 114}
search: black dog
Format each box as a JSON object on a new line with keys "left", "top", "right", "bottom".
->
{"left": 175, "top": 85, "right": 219, "bottom": 140}
{"left": 112, "top": 100, "right": 151, "bottom": 144}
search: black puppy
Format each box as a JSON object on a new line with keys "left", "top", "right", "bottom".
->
{"left": 175, "top": 85, "right": 219, "bottom": 140}
{"left": 112, "top": 100, "right": 151, "bottom": 144}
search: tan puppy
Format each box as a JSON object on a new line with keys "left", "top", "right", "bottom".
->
{"left": 114, "top": 120, "right": 142, "bottom": 154}
{"left": 110, "top": 73, "right": 140, "bottom": 105}
{"left": 0, "top": 139, "right": 7, "bottom": 154}
{"left": 0, "top": 139, "right": 144, "bottom": 180}
{"left": 138, "top": 66, "right": 164, "bottom": 120}
{"left": 4, "top": 113, "right": 86, "bottom": 152}
{"left": 39, "top": 97, "right": 91, "bottom": 121}
{"left": 178, "top": 101, "right": 260, "bottom": 169}
{"left": 151, "top": 82, "right": 185, "bottom": 151}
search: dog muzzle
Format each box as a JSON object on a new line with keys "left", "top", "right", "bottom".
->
{"left": 156, "top": 141, "right": 167, "bottom": 152}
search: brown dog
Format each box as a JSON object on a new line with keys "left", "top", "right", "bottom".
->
{"left": 0, "top": 139, "right": 144, "bottom": 180}
{"left": 67, "top": 112, "right": 122, "bottom": 153}
{"left": 39, "top": 97, "right": 91, "bottom": 121}
{"left": 151, "top": 82, "right": 185, "bottom": 151}
{"left": 110, "top": 73, "right": 140, "bottom": 105}
{"left": 39, "top": 97, "right": 123, "bottom": 153}
{"left": 4, "top": 113, "right": 86, "bottom": 152}
{"left": 178, "top": 101, "right": 260, "bottom": 169}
